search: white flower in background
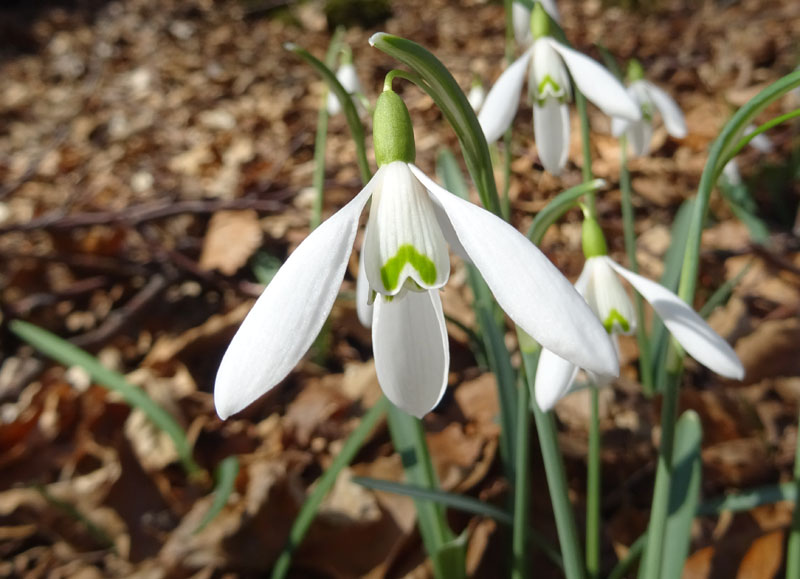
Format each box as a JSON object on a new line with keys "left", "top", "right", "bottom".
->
{"left": 467, "top": 80, "right": 487, "bottom": 112}
{"left": 512, "top": 0, "right": 560, "bottom": 46}
{"left": 719, "top": 124, "right": 774, "bottom": 187}
{"left": 479, "top": 3, "right": 640, "bottom": 175}
{"left": 535, "top": 220, "right": 744, "bottom": 411}
{"left": 611, "top": 59, "right": 687, "bottom": 157}
{"left": 216, "top": 88, "right": 619, "bottom": 419}
{"left": 327, "top": 55, "right": 364, "bottom": 116}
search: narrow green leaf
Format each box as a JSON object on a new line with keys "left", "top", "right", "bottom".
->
{"left": 272, "top": 396, "right": 389, "bottom": 579}
{"left": 10, "top": 320, "right": 202, "bottom": 476}
{"left": 353, "top": 475, "right": 563, "bottom": 568}
{"left": 512, "top": 380, "right": 532, "bottom": 579}
{"left": 660, "top": 410, "right": 703, "bottom": 579}
{"left": 526, "top": 179, "right": 608, "bottom": 245}
{"left": 722, "top": 107, "right": 800, "bottom": 169}
{"left": 718, "top": 180, "right": 770, "bottom": 244}
{"left": 36, "top": 485, "right": 116, "bottom": 551}
{"left": 697, "top": 481, "right": 797, "bottom": 515}
{"left": 353, "top": 476, "right": 513, "bottom": 525}
{"left": 698, "top": 261, "right": 752, "bottom": 319}
{"left": 386, "top": 405, "right": 464, "bottom": 579}
{"left": 285, "top": 43, "right": 371, "bottom": 184}
{"left": 194, "top": 455, "right": 240, "bottom": 533}
{"left": 369, "top": 33, "right": 501, "bottom": 215}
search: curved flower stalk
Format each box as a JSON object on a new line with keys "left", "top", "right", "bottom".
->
{"left": 512, "top": 0, "right": 560, "bottom": 46}
{"left": 480, "top": 3, "right": 640, "bottom": 175}
{"left": 326, "top": 48, "right": 364, "bottom": 116}
{"left": 611, "top": 59, "right": 687, "bottom": 157}
{"left": 535, "top": 219, "right": 744, "bottom": 411}
{"left": 216, "top": 87, "right": 619, "bottom": 420}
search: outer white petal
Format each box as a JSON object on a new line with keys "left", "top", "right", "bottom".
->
{"left": 641, "top": 81, "right": 687, "bottom": 138}
{"left": 412, "top": 166, "right": 619, "bottom": 379}
{"left": 364, "top": 162, "right": 450, "bottom": 296}
{"left": 604, "top": 257, "right": 744, "bottom": 379}
{"left": 426, "top": 184, "right": 472, "bottom": 263}
{"left": 547, "top": 39, "right": 640, "bottom": 121}
{"left": 214, "top": 178, "right": 375, "bottom": 419}
{"left": 512, "top": 2, "right": 532, "bottom": 45}
{"left": 356, "top": 243, "right": 373, "bottom": 327}
{"left": 372, "top": 290, "right": 449, "bottom": 418}
{"left": 721, "top": 159, "right": 742, "bottom": 186}
{"left": 611, "top": 116, "right": 631, "bottom": 138}
{"left": 467, "top": 84, "right": 486, "bottom": 112}
{"left": 535, "top": 347, "right": 579, "bottom": 411}
{"left": 478, "top": 50, "right": 533, "bottom": 143}
{"left": 327, "top": 63, "right": 363, "bottom": 116}
{"left": 626, "top": 119, "right": 654, "bottom": 157}
{"left": 534, "top": 98, "right": 570, "bottom": 175}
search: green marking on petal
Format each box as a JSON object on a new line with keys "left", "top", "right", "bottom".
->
{"left": 604, "top": 308, "right": 630, "bottom": 334}
{"left": 380, "top": 244, "right": 437, "bottom": 291}
{"left": 538, "top": 74, "right": 561, "bottom": 97}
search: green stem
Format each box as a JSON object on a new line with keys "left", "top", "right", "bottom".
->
{"left": 619, "top": 135, "right": 653, "bottom": 395}
{"left": 786, "top": 404, "right": 800, "bottom": 577}
{"left": 521, "top": 345, "right": 587, "bottom": 579}
{"left": 512, "top": 379, "right": 532, "bottom": 579}
{"left": 586, "top": 388, "right": 601, "bottom": 579}
{"left": 272, "top": 397, "right": 389, "bottom": 579}
{"left": 637, "top": 347, "right": 682, "bottom": 579}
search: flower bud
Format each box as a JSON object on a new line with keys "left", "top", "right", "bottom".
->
{"left": 373, "top": 89, "right": 416, "bottom": 166}
{"left": 582, "top": 216, "right": 608, "bottom": 258}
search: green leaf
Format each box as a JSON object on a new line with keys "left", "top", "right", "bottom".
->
{"left": 272, "top": 396, "right": 389, "bottom": 579}
{"left": 369, "top": 33, "right": 501, "bottom": 216}
{"left": 526, "top": 179, "right": 608, "bottom": 245}
{"left": 10, "top": 320, "right": 203, "bottom": 476}
{"left": 286, "top": 43, "right": 371, "bottom": 184}
{"left": 194, "top": 456, "right": 240, "bottom": 533}
{"left": 660, "top": 410, "right": 703, "bottom": 579}
{"left": 386, "top": 406, "right": 464, "bottom": 579}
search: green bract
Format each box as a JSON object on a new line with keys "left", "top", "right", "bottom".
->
{"left": 373, "top": 89, "right": 416, "bottom": 166}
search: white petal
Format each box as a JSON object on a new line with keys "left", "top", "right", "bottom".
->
{"left": 533, "top": 98, "right": 570, "bottom": 175}
{"left": 604, "top": 257, "right": 744, "bottom": 379}
{"left": 721, "top": 159, "right": 742, "bottom": 186}
{"left": 326, "top": 91, "right": 342, "bottom": 116}
{"left": 642, "top": 81, "right": 687, "bottom": 138}
{"left": 583, "top": 256, "right": 636, "bottom": 334}
{"left": 356, "top": 242, "right": 374, "bottom": 327}
{"left": 467, "top": 84, "right": 486, "bottom": 112}
{"left": 427, "top": 186, "right": 472, "bottom": 263}
{"left": 535, "top": 347, "right": 579, "bottom": 411}
{"left": 364, "top": 162, "right": 450, "bottom": 296}
{"left": 531, "top": 39, "right": 570, "bottom": 101}
{"left": 547, "top": 39, "right": 640, "bottom": 121}
{"left": 412, "top": 166, "right": 619, "bottom": 379}
{"left": 512, "top": 2, "right": 532, "bottom": 45}
{"left": 214, "top": 179, "right": 375, "bottom": 419}
{"left": 478, "top": 50, "right": 533, "bottom": 143}
{"left": 327, "top": 63, "right": 363, "bottom": 116}
{"left": 611, "top": 116, "right": 631, "bottom": 138}
{"left": 626, "top": 119, "right": 654, "bottom": 157}
{"left": 372, "top": 290, "right": 449, "bottom": 418}
{"left": 743, "top": 124, "right": 774, "bottom": 154}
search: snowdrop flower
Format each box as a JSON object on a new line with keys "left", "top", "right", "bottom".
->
{"left": 611, "top": 59, "right": 687, "bottom": 157}
{"left": 535, "top": 218, "right": 744, "bottom": 411}
{"left": 467, "top": 79, "right": 486, "bottom": 113}
{"left": 479, "top": 3, "right": 640, "bottom": 175}
{"left": 326, "top": 50, "right": 364, "bottom": 116}
{"left": 216, "top": 87, "right": 619, "bottom": 419}
{"left": 512, "top": 0, "right": 560, "bottom": 46}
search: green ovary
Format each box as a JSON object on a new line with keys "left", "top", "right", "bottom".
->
{"left": 604, "top": 309, "right": 630, "bottom": 334}
{"left": 380, "top": 244, "right": 437, "bottom": 291}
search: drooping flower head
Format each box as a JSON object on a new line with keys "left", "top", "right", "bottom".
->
{"left": 611, "top": 59, "right": 688, "bottom": 157}
{"left": 327, "top": 46, "right": 365, "bottom": 116}
{"left": 535, "top": 216, "right": 744, "bottom": 411}
{"left": 479, "top": 3, "right": 640, "bottom": 175}
{"left": 215, "top": 80, "right": 619, "bottom": 420}
{"left": 512, "top": 0, "right": 561, "bottom": 46}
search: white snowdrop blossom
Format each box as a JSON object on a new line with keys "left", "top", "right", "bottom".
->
{"left": 467, "top": 82, "right": 487, "bottom": 112}
{"left": 327, "top": 61, "right": 364, "bottom": 116}
{"left": 611, "top": 60, "right": 687, "bottom": 157}
{"left": 215, "top": 88, "right": 619, "bottom": 420}
{"left": 535, "top": 254, "right": 744, "bottom": 411}
{"left": 512, "top": 0, "right": 560, "bottom": 46}
{"left": 479, "top": 3, "right": 640, "bottom": 175}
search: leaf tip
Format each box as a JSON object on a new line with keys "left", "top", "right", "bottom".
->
{"left": 368, "top": 32, "right": 386, "bottom": 47}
